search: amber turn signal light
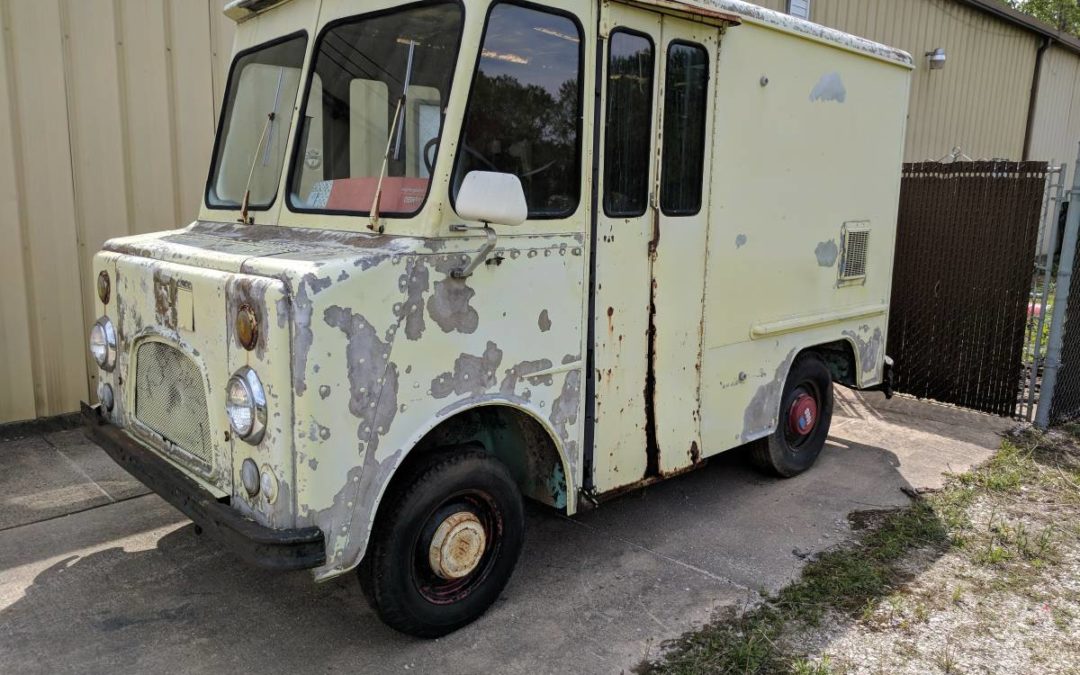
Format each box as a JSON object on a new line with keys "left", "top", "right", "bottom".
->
{"left": 97, "top": 271, "right": 110, "bottom": 305}
{"left": 235, "top": 304, "right": 259, "bottom": 351}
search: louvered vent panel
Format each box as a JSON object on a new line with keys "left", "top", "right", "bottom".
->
{"left": 840, "top": 228, "right": 869, "bottom": 280}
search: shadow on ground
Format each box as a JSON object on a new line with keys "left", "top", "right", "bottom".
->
{"left": 0, "top": 390, "right": 1012, "bottom": 674}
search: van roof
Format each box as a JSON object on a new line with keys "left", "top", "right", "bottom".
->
{"left": 636, "top": 0, "right": 914, "bottom": 67}
{"left": 224, "top": 0, "right": 913, "bottom": 68}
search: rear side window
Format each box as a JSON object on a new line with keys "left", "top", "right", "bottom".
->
{"left": 604, "top": 30, "right": 654, "bottom": 218}
{"left": 660, "top": 42, "right": 709, "bottom": 216}
{"left": 453, "top": 3, "right": 583, "bottom": 218}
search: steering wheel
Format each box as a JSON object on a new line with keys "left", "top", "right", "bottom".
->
{"left": 460, "top": 143, "right": 556, "bottom": 181}
{"left": 462, "top": 143, "right": 499, "bottom": 171}
{"left": 423, "top": 137, "right": 440, "bottom": 176}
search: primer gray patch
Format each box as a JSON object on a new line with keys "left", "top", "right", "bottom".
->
{"left": 741, "top": 349, "right": 798, "bottom": 443}
{"left": 395, "top": 259, "right": 430, "bottom": 341}
{"left": 427, "top": 276, "right": 480, "bottom": 334}
{"left": 308, "top": 421, "right": 332, "bottom": 442}
{"left": 430, "top": 342, "right": 504, "bottom": 399}
{"left": 307, "top": 275, "right": 332, "bottom": 294}
{"left": 843, "top": 327, "right": 884, "bottom": 374}
{"left": 815, "top": 239, "right": 839, "bottom": 267}
{"left": 323, "top": 305, "right": 399, "bottom": 454}
{"left": 735, "top": 234, "right": 748, "bottom": 249}
{"left": 500, "top": 359, "right": 554, "bottom": 395}
{"left": 291, "top": 276, "right": 317, "bottom": 396}
{"left": 276, "top": 297, "right": 290, "bottom": 329}
{"left": 538, "top": 309, "right": 552, "bottom": 332}
{"left": 810, "top": 71, "right": 846, "bottom": 103}
{"left": 352, "top": 253, "right": 390, "bottom": 270}
{"left": 548, "top": 370, "right": 582, "bottom": 472}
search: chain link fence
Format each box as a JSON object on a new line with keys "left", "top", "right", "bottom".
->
{"left": 888, "top": 161, "right": 1049, "bottom": 417}
{"left": 1041, "top": 150, "right": 1080, "bottom": 426}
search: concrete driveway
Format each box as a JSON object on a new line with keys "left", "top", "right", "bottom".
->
{"left": 0, "top": 389, "right": 1012, "bottom": 674}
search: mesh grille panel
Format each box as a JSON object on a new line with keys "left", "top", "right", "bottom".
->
{"left": 841, "top": 229, "right": 869, "bottom": 279}
{"left": 135, "top": 341, "right": 212, "bottom": 464}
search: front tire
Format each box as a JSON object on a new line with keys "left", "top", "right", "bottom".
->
{"left": 751, "top": 353, "right": 834, "bottom": 477}
{"left": 358, "top": 446, "right": 524, "bottom": 638}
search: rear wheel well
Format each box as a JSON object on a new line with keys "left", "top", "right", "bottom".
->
{"left": 805, "top": 339, "right": 858, "bottom": 387}
{"left": 393, "top": 406, "right": 569, "bottom": 511}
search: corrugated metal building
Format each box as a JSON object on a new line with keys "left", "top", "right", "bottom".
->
{"left": 0, "top": 1, "right": 234, "bottom": 423}
{"left": 3, "top": 0, "right": 1080, "bottom": 424}
{"left": 757, "top": 0, "right": 1080, "bottom": 166}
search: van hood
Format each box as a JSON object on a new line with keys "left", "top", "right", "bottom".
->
{"left": 103, "top": 221, "right": 440, "bottom": 279}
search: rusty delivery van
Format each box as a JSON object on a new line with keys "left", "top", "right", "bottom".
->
{"left": 83, "top": 0, "right": 911, "bottom": 637}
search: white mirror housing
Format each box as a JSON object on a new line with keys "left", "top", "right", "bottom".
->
{"left": 455, "top": 171, "right": 528, "bottom": 226}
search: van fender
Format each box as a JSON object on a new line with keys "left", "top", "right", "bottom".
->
{"left": 312, "top": 394, "right": 575, "bottom": 582}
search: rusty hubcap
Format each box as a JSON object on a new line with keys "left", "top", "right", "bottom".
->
{"left": 788, "top": 392, "right": 818, "bottom": 437}
{"left": 428, "top": 511, "right": 487, "bottom": 580}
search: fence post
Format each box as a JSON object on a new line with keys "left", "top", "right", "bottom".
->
{"left": 1036, "top": 146, "right": 1080, "bottom": 428}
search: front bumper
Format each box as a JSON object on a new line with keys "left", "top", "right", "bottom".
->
{"left": 82, "top": 403, "right": 326, "bottom": 571}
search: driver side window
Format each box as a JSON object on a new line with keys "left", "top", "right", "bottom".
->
{"left": 452, "top": 3, "right": 583, "bottom": 219}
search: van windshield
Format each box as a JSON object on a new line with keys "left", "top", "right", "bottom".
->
{"left": 288, "top": 3, "right": 464, "bottom": 216}
{"left": 206, "top": 34, "right": 307, "bottom": 211}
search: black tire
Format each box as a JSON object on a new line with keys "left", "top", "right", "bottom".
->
{"left": 358, "top": 446, "right": 524, "bottom": 638}
{"left": 751, "top": 353, "right": 834, "bottom": 478}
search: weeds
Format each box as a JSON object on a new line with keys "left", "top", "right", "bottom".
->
{"left": 638, "top": 430, "right": 1080, "bottom": 674}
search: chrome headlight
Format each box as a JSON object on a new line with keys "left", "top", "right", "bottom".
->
{"left": 226, "top": 367, "right": 266, "bottom": 444}
{"left": 89, "top": 317, "right": 117, "bottom": 371}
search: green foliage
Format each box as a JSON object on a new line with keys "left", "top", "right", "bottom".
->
{"left": 1003, "top": 0, "right": 1080, "bottom": 35}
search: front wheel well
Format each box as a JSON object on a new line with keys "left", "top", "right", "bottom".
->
{"left": 392, "top": 405, "right": 569, "bottom": 511}
{"left": 803, "top": 339, "right": 858, "bottom": 387}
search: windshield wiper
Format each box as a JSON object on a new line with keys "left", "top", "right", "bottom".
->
{"left": 239, "top": 111, "right": 275, "bottom": 225}
{"left": 369, "top": 39, "right": 417, "bottom": 233}
{"left": 239, "top": 67, "right": 286, "bottom": 224}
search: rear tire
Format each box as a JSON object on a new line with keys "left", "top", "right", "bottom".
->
{"left": 358, "top": 446, "right": 524, "bottom": 638}
{"left": 751, "top": 353, "right": 834, "bottom": 478}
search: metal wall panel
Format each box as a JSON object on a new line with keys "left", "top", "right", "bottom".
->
{"left": 806, "top": 0, "right": 1039, "bottom": 162}
{"left": 1029, "top": 45, "right": 1080, "bottom": 170}
{"left": 0, "top": 0, "right": 234, "bottom": 423}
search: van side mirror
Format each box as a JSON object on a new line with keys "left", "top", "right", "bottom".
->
{"left": 454, "top": 171, "right": 528, "bottom": 226}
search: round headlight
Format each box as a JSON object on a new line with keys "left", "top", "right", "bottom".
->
{"left": 225, "top": 367, "right": 266, "bottom": 444}
{"left": 89, "top": 317, "right": 117, "bottom": 371}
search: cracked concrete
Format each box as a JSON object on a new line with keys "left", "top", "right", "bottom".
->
{"left": 0, "top": 389, "right": 1011, "bottom": 674}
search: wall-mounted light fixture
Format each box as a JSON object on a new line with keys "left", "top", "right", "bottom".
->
{"left": 926, "top": 48, "right": 947, "bottom": 70}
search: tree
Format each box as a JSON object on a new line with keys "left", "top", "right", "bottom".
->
{"left": 1003, "top": 0, "right": 1080, "bottom": 35}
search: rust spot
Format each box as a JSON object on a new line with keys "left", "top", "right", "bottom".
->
{"left": 690, "top": 441, "right": 701, "bottom": 464}
{"left": 152, "top": 269, "right": 178, "bottom": 330}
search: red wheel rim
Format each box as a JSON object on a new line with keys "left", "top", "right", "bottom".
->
{"left": 787, "top": 392, "right": 818, "bottom": 438}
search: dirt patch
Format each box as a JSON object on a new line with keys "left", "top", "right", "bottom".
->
{"left": 638, "top": 429, "right": 1080, "bottom": 674}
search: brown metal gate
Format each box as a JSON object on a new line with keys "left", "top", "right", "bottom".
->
{"left": 887, "top": 161, "right": 1047, "bottom": 416}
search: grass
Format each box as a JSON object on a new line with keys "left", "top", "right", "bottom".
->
{"left": 637, "top": 431, "right": 1080, "bottom": 674}
{"left": 635, "top": 495, "right": 947, "bottom": 674}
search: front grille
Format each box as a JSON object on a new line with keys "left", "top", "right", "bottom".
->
{"left": 135, "top": 341, "right": 212, "bottom": 465}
